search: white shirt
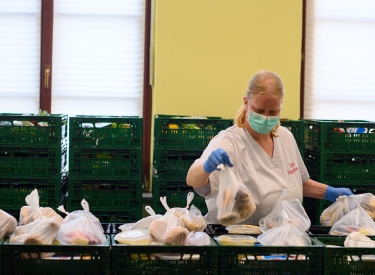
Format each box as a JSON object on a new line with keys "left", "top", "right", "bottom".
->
{"left": 193, "top": 125, "right": 309, "bottom": 225}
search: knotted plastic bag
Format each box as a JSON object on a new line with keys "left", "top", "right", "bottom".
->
{"left": 0, "top": 209, "right": 17, "bottom": 239}
{"left": 259, "top": 189, "right": 310, "bottom": 232}
{"left": 56, "top": 199, "right": 106, "bottom": 245}
{"left": 257, "top": 221, "right": 312, "bottom": 246}
{"left": 216, "top": 164, "right": 256, "bottom": 226}
{"left": 330, "top": 203, "right": 375, "bottom": 236}
{"left": 149, "top": 196, "right": 189, "bottom": 245}
{"left": 9, "top": 189, "right": 62, "bottom": 245}
{"left": 320, "top": 194, "right": 375, "bottom": 226}
{"left": 19, "top": 206, "right": 63, "bottom": 225}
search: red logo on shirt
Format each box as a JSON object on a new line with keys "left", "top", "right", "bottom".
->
{"left": 287, "top": 162, "right": 299, "bottom": 175}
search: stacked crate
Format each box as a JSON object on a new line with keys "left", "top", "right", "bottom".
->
{"left": 0, "top": 113, "right": 68, "bottom": 218}
{"left": 68, "top": 116, "right": 143, "bottom": 223}
{"left": 152, "top": 115, "right": 233, "bottom": 215}
{"left": 280, "top": 118, "right": 305, "bottom": 157}
{"left": 302, "top": 119, "right": 375, "bottom": 224}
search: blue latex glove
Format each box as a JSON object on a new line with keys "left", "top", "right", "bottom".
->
{"left": 203, "top": 148, "right": 233, "bottom": 173}
{"left": 324, "top": 186, "right": 354, "bottom": 202}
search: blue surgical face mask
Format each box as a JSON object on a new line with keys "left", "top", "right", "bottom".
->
{"left": 248, "top": 110, "right": 280, "bottom": 134}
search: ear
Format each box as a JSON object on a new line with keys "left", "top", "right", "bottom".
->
{"left": 243, "top": 96, "right": 248, "bottom": 107}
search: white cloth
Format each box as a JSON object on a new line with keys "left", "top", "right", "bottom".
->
{"left": 193, "top": 125, "right": 309, "bottom": 225}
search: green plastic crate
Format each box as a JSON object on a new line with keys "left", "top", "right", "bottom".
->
{"left": 68, "top": 147, "right": 142, "bottom": 180}
{"left": 304, "top": 149, "right": 375, "bottom": 184}
{"left": 303, "top": 197, "right": 333, "bottom": 226}
{"left": 304, "top": 119, "right": 375, "bottom": 153}
{"left": 280, "top": 119, "right": 304, "bottom": 156}
{"left": 1, "top": 236, "right": 111, "bottom": 275}
{"left": 0, "top": 175, "right": 67, "bottom": 210}
{"left": 154, "top": 114, "right": 233, "bottom": 150}
{"left": 153, "top": 149, "right": 202, "bottom": 181}
{"left": 315, "top": 236, "right": 375, "bottom": 275}
{"left": 89, "top": 210, "right": 142, "bottom": 223}
{"left": 0, "top": 146, "right": 67, "bottom": 179}
{"left": 216, "top": 238, "right": 324, "bottom": 275}
{"left": 152, "top": 179, "right": 208, "bottom": 215}
{"left": 111, "top": 235, "right": 219, "bottom": 275}
{"left": 0, "top": 113, "right": 67, "bottom": 148}
{"left": 69, "top": 116, "right": 143, "bottom": 149}
{"left": 67, "top": 178, "right": 142, "bottom": 211}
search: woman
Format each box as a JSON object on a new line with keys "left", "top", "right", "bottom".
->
{"left": 186, "top": 70, "right": 353, "bottom": 225}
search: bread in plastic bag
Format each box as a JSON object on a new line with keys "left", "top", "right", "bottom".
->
{"left": 20, "top": 206, "right": 63, "bottom": 225}
{"left": 259, "top": 189, "right": 310, "bottom": 232}
{"left": 179, "top": 204, "right": 207, "bottom": 232}
{"left": 56, "top": 199, "right": 106, "bottom": 245}
{"left": 0, "top": 209, "right": 17, "bottom": 239}
{"left": 149, "top": 196, "right": 189, "bottom": 245}
{"left": 330, "top": 204, "right": 375, "bottom": 236}
{"left": 216, "top": 164, "right": 256, "bottom": 226}
{"left": 257, "top": 222, "right": 312, "bottom": 246}
{"left": 9, "top": 189, "right": 62, "bottom": 246}
{"left": 320, "top": 194, "right": 375, "bottom": 226}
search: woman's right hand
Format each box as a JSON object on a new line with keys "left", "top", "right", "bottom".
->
{"left": 203, "top": 148, "right": 233, "bottom": 173}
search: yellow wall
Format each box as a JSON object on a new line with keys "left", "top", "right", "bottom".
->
{"left": 153, "top": 0, "right": 302, "bottom": 120}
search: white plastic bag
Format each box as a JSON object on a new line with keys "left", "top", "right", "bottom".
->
{"left": 0, "top": 209, "right": 17, "bottom": 239}
{"left": 320, "top": 193, "right": 375, "bottom": 226}
{"left": 330, "top": 204, "right": 375, "bottom": 236}
{"left": 216, "top": 164, "right": 256, "bottom": 226}
{"left": 56, "top": 199, "right": 106, "bottom": 245}
{"left": 9, "top": 189, "right": 62, "bottom": 245}
{"left": 259, "top": 189, "right": 310, "bottom": 232}
{"left": 130, "top": 206, "right": 163, "bottom": 230}
{"left": 257, "top": 222, "right": 312, "bottom": 246}
{"left": 20, "top": 206, "right": 63, "bottom": 225}
{"left": 149, "top": 196, "right": 189, "bottom": 245}
{"left": 344, "top": 232, "right": 375, "bottom": 247}
{"left": 185, "top": 232, "right": 211, "bottom": 246}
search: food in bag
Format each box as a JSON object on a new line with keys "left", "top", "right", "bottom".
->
{"left": 216, "top": 164, "right": 256, "bottom": 226}
{"left": 56, "top": 199, "right": 106, "bottom": 245}
{"left": 9, "top": 189, "right": 62, "bottom": 259}
{"left": 330, "top": 204, "right": 375, "bottom": 236}
{"left": 0, "top": 209, "right": 17, "bottom": 239}
{"left": 20, "top": 206, "right": 63, "bottom": 225}
{"left": 114, "top": 229, "right": 150, "bottom": 245}
{"left": 257, "top": 222, "right": 312, "bottom": 246}
{"left": 214, "top": 235, "right": 257, "bottom": 246}
{"left": 148, "top": 196, "right": 191, "bottom": 245}
{"left": 259, "top": 189, "right": 310, "bottom": 232}
{"left": 320, "top": 194, "right": 375, "bottom": 226}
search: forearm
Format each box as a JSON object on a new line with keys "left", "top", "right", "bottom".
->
{"left": 303, "top": 179, "right": 328, "bottom": 199}
{"left": 186, "top": 159, "right": 210, "bottom": 188}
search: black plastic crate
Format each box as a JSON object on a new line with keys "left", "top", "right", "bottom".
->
{"left": 315, "top": 236, "right": 375, "bottom": 275}
{"left": 152, "top": 179, "right": 208, "bottom": 215}
{"left": 304, "top": 149, "right": 375, "bottom": 184}
{"left": 0, "top": 146, "right": 67, "bottom": 179}
{"left": 67, "top": 178, "right": 142, "bottom": 211}
{"left": 304, "top": 119, "right": 375, "bottom": 153}
{"left": 0, "top": 113, "right": 68, "bottom": 148}
{"left": 68, "top": 148, "right": 142, "bottom": 180}
{"left": 1, "top": 236, "right": 111, "bottom": 275}
{"left": 154, "top": 114, "right": 232, "bottom": 150}
{"left": 216, "top": 238, "right": 324, "bottom": 275}
{"left": 69, "top": 116, "right": 143, "bottom": 149}
{"left": 0, "top": 174, "right": 67, "bottom": 210}
{"left": 153, "top": 149, "right": 202, "bottom": 180}
{"left": 111, "top": 235, "right": 219, "bottom": 275}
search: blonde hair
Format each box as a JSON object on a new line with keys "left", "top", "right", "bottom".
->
{"left": 234, "top": 70, "right": 284, "bottom": 137}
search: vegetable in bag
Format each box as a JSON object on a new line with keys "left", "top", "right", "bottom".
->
{"left": 56, "top": 199, "right": 106, "bottom": 245}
